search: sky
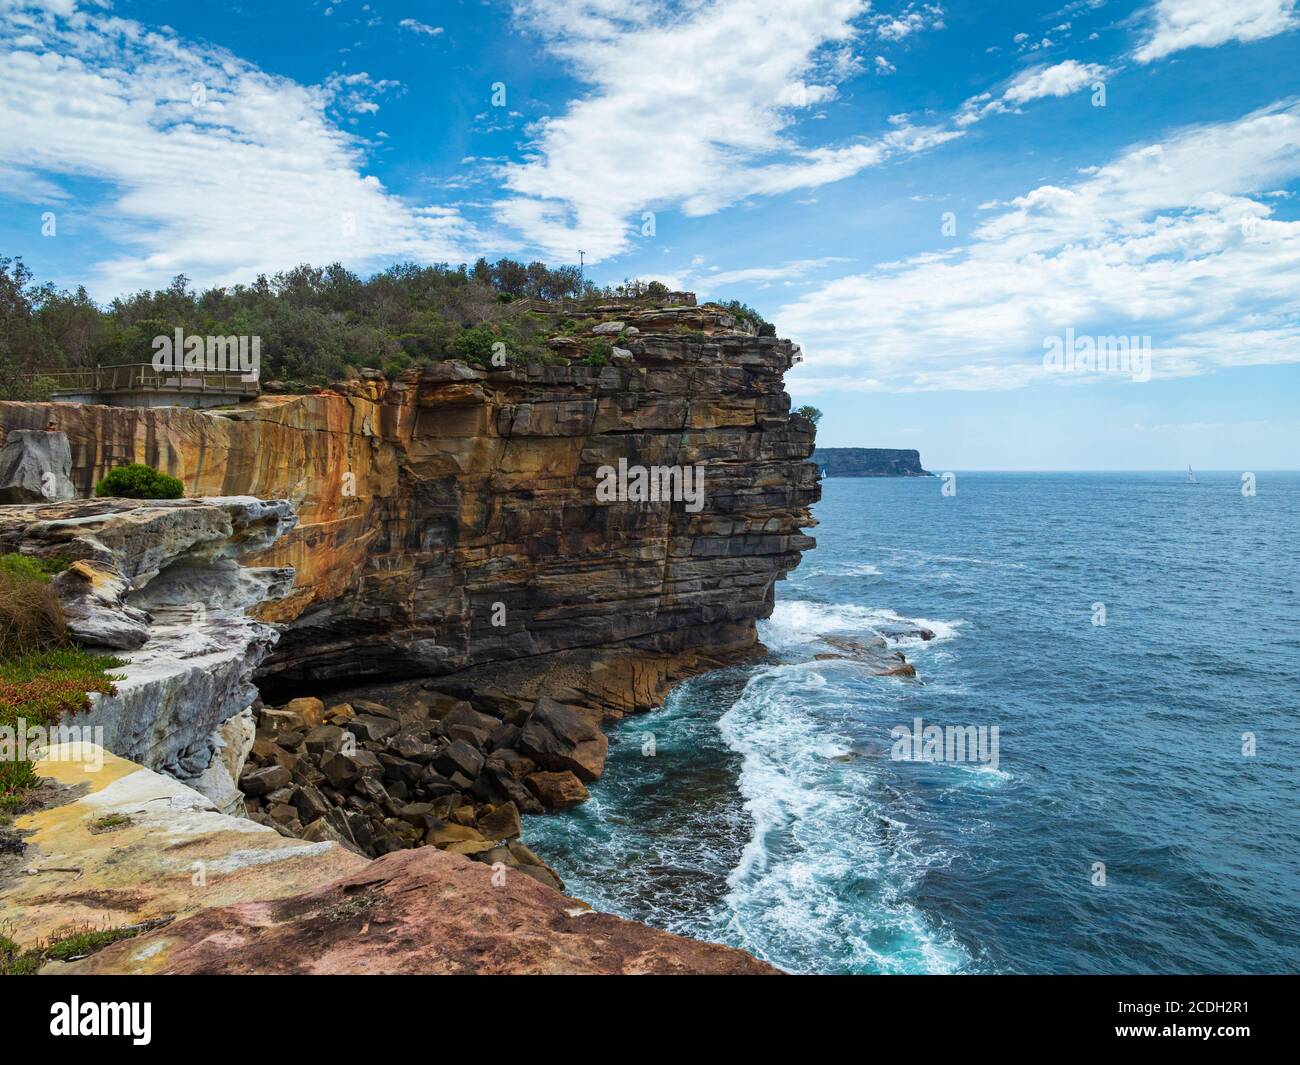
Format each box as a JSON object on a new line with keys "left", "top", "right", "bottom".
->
{"left": 1, "top": 0, "right": 1298, "bottom": 469}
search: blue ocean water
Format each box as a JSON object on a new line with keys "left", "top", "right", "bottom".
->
{"left": 527, "top": 472, "right": 1300, "bottom": 974}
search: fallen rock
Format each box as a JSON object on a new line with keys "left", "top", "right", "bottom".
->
{"left": 0, "top": 428, "right": 75, "bottom": 503}
{"left": 518, "top": 697, "right": 608, "bottom": 781}
{"left": 477, "top": 801, "right": 522, "bottom": 840}
{"left": 239, "top": 764, "right": 291, "bottom": 796}
{"left": 526, "top": 770, "right": 589, "bottom": 809}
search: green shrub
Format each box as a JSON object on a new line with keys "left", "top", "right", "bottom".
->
{"left": 452, "top": 326, "right": 499, "bottom": 365}
{"left": 579, "top": 339, "right": 613, "bottom": 368}
{"left": 0, "top": 554, "right": 53, "bottom": 582}
{"left": 94, "top": 463, "right": 184, "bottom": 499}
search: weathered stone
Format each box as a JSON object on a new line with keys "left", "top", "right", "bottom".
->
{"left": 423, "top": 821, "right": 486, "bottom": 847}
{"left": 283, "top": 697, "right": 328, "bottom": 727}
{"left": 304, "top": 724, "right": 347, "bottom": 756}
{"left": 346, "top": 714, "right": 400, "bottom": 743}
{"left": 239, "top": 764, "right": 291, "bottom": 796}
{"left": 477, "top": 801, "right": 521, "bottom": 841}
{"left": 525, "top": 770, "right": 589, "bottom": 809}
{"left": 434, "top": 739, "right": 484, "bottom": 781}
{"left": 320, "top": 749, "right": 383, "bottom": 788}
{"left": 0, "top": 429, "right": 75, "bottom": 502}
{"left": 518, "top": 697, "right": 608, "bottom": 781}
{"left": 291, "top": 783, "right": 331, "bottom": 824}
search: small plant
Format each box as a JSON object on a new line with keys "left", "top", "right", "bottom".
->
{"left": 795, "top": 405, "right": 823, "bottom": 426}
{"left": 94, "top": 463, "right": 184, "bottom": 500}
{"left": 0, "top": 919, "right": 169, "bottom": 973}
{"left": 0, "top": 554, "right": 66, "bottom": 659}
{"left": 0, "top": 647, "right": 124, "bottom": 800}
{"left": 579, "top": 339, "right": 613, "bottom": 368}
{"left": 0, "top": 935, "right": 42, "bottom": 976}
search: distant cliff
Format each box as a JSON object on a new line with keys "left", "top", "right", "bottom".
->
{"left": 814, "top": 448, "right": 931, "bottom": 477}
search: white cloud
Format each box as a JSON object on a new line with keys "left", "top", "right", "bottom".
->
{"left": 398, "top": 18, "right": 444, "bottom": 37}
{"left": 498, "top": 0, "right": 959, "bottom": 261}
{"left": 777, "top": 102, "right": 1300, "bottom": 392}
{"left": 1134, "top": 0, "right": 1298, "bottom": 63}
{"left": 696, "top": 256, "right": 851, "bottom": 289}
{"left": 958, "top": 60, "right": 1106, "bottom": 125}
{"left": 0, "top": 1, "right": 474, "bottom": 295}
{"left": 869, "top": 2, "right": 945, "bottom": 40}
{"left": 1003, "top": 59, "right": 1105, "bottom": 103}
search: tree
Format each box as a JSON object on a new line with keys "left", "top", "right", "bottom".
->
{"left": 795, "top": 405, "right": 823, "bottom": 426}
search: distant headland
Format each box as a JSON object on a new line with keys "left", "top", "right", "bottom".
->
{"left": 813, "top": 448, "right": 932, "bottom": 477}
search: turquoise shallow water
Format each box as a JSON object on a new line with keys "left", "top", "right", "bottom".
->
{"left": 526, "top": 472, "right": 1300, "bottom": 974}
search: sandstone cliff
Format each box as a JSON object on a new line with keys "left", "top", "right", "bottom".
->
{"left": 0, "top": 304, "right": 819, "bottom": 708}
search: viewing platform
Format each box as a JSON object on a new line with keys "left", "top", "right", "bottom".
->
{"left": 32, "top": 364, "right": 261, "bottom": 409}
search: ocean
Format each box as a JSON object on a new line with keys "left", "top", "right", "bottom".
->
{"left": 526, "top": 471, "right": 1300, "bottom": 974}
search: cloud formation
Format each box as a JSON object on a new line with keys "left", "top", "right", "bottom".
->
{"left": 1134, "top": 0, "right": 1298, "bottom": 63}
{"left": 0, "top": 1, "right": 473, "bottom": 294}
{"left": 498, "top": 0, "right": 954, "bottom": 261}
{"left": 779, "top": 102, "right": 1300, "bottom": 392}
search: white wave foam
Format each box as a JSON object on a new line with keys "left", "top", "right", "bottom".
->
{"left": 715, "top": 663, "right": 972, "bottom": 975}
{"left": 761, "top": 599, "right": 964, "bottom": 654}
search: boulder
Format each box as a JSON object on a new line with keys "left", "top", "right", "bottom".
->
{"left": 434, "top": 739, "right": 484, "bottom": 781}
{"left": 0, "top": 429, "right": 75, "bottom": 503}
{"left": 525, "top": 770, "right": 589, "bottom": 809}
{"left": 518, "top": 697, "right": 608, "bottom": 781}
{"left": 320, "top": 749, "right": 383, "bottom": 788}
{"left": 477, "top": 801, "right": 521, "bottom": 840}
{"left": 239, "top": 764, "right": 291, "bottom": 797}
{"left": 283, "top": 697, "right": 328, "bottom": 728}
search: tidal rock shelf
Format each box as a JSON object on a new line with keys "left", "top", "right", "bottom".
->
{"left": 2, "top": 746, "right": 776, "bottom": 975}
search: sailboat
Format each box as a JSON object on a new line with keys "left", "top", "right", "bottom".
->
{"left": 1187, "top": 465, "right": 1199, "bottom": 484}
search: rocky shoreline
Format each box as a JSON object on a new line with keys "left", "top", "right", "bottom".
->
{"left": 0, "top": 295, "right": 819, "bottom": 973}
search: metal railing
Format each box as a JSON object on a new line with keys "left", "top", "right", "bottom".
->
{"left": 30, "top": 364, "right": 260, "bottom": 396}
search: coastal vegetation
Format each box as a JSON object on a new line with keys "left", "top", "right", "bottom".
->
{"left": 0, "top": 256, "right": 769, "bottom": 395}
{"left": 0, "top": 552, "right": 123, "bottom": 805}
{"left": 94, "top": 463, "right": 185, "bottom": 500}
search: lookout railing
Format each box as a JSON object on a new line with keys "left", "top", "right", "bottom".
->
{"left": 29, "top": 364, "right": 260, "bottom": 397}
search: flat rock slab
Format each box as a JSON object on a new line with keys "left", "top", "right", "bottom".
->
{"left": 62, "top": 845, "right": 781, "bottom": 975}
{"left": 0, "top": 745, "right": 366, "bottom": 950}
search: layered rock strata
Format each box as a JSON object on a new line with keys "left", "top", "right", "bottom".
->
{"left": 0, "top": 303, "right": 819, "bottom": 701}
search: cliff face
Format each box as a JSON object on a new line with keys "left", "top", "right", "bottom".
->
{"left": 0, "top": 309, "right": 819, "bottom": 704}
{"left": 813, "top": 447, "right": 931, "bottom": 477}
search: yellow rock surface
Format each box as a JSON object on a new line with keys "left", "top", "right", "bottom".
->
{"left": 0, "top": 744, "right": 366, "bottom": 959}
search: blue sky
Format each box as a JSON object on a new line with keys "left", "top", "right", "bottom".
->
{"left": 2, "top": 0, "right": 1298, "bottom": 469}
